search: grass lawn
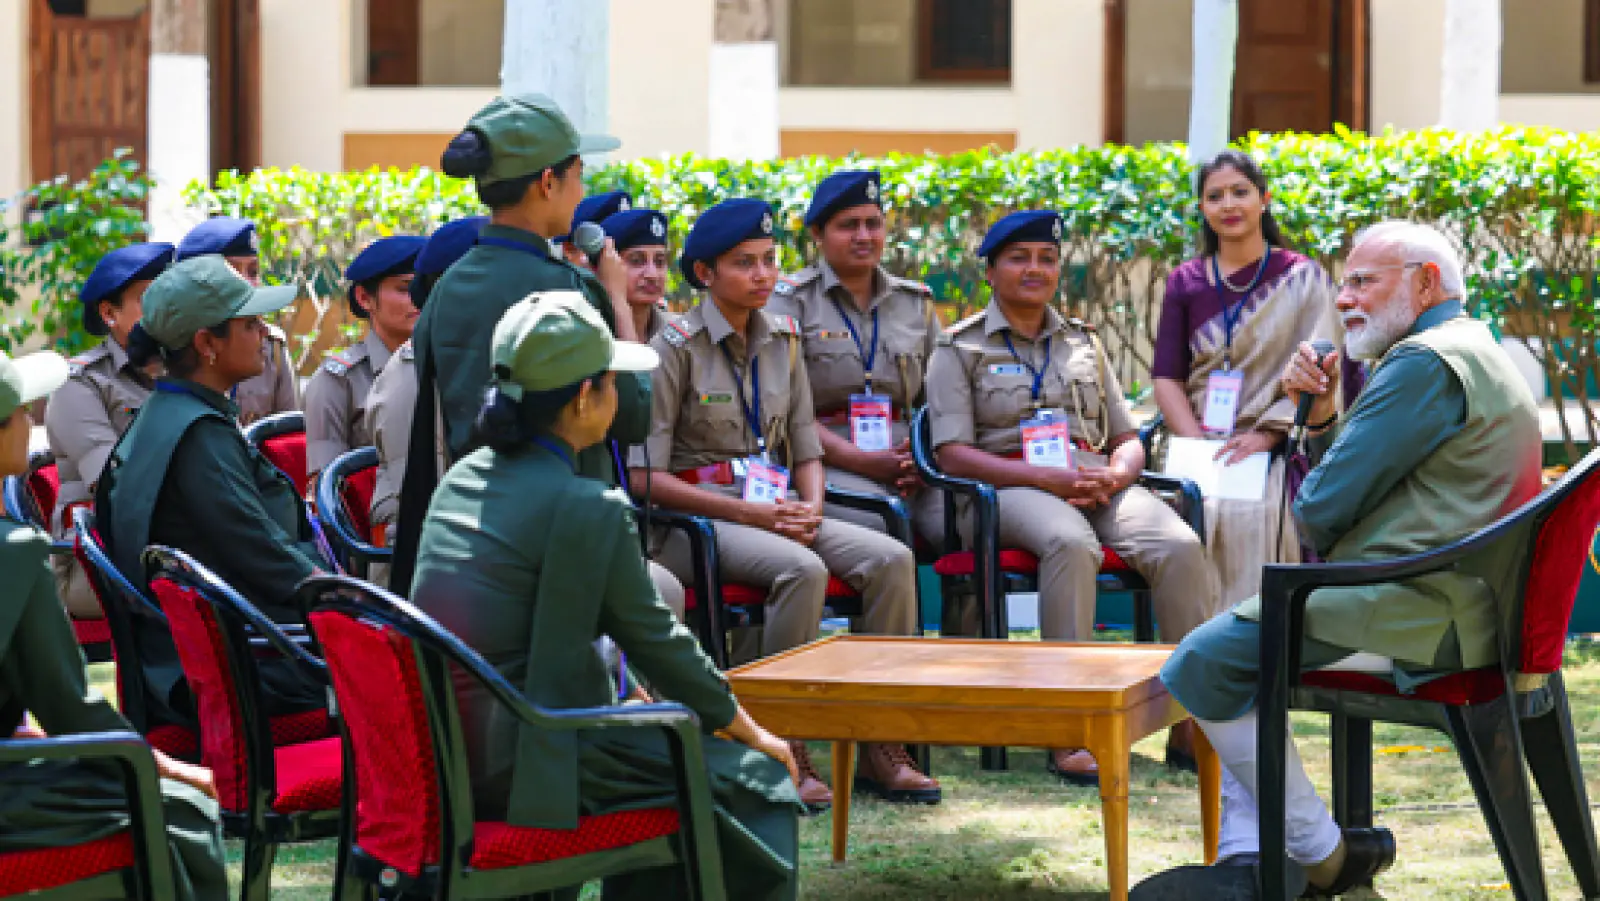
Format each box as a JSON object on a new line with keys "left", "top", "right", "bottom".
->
{"left": 89, "top": 641, "right": 1600, "bottom": 899}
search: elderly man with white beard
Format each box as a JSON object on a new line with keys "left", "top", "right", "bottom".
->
{"left": 1133, "top": 221, "right": 1543, "bottom": 900}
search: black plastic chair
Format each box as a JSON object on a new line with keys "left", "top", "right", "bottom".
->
{"left": 1256, "top": 450, "right": 1600, "bottom": 901}
{"left": 4, "top": 449, "right": 113, "bottom": 661}
{"left": 243, "top": 411, "right": 310, "bottom": 499}
{"left": 143, "top": 545, "right": 346, "bottom": 901}
{"left": 296, "top": 573, "right": 727, "bottom": 900}
{"left": 314, "top": 446, "right": 390, "bottom": 577}
{"left": 0, "top": 731, "right": 175, "bottom": 899}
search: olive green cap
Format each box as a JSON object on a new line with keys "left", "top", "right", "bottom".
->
{"left": 469, "top": 93, "right": 620, "bottom": 186}
{"left": 491, "top": 291, "right": 658, "bottom": 399}
{"left": 0, "top": 351, "right": 68, "bottom": 420}
{"left": 140, "top": 255, "right": 297, "bottom": 350}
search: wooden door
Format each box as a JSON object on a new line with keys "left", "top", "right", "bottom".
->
{"left": 366, "top": 0, "right": 420, "bottom": 86}
{"left": 1231, "top": 0, "right": 1367, "bottom": 136}
{"left": 213, "top": 0, "right": 262, "bottom": 174}
{"left": 29, "top": 0, "right": 151, "bottom": 183}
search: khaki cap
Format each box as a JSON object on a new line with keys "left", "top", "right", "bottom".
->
{"left": 141, "top": 255, "right": 297, "bottom": 350}
{"left": 468, "top": 93, "right": 620, "bottom": 186}
{"left": 0, "top": 351, "right": 68, "bottom": 420}
{"left": 491, "top": 291, "right": 657, "bottom": 399}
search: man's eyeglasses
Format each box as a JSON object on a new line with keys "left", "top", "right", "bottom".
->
{"left": 1337, "top": 262, "right": 1423, "bottom": 292}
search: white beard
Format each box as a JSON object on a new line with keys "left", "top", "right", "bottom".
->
{"left": 1343, "top": 287, "right": 1419, "bottom": 361}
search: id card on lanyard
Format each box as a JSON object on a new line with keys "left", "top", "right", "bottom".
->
{"left": 1020, "top": 408, "right": 1074, "bottom": 469}
{"left": 849, "top": 393, "right": 893, "bottom": 451}
{"left": 1203, "top": 370, "right": 1244, "bottom": 434}
{"left": 1206, "top": 248, "right": 1271, "bottom": 436}
{"left": 720, "top": 342, "right": 787, "bottom": 501}
{"left": 740, "top": 458, "right": 790, "bottom": 504}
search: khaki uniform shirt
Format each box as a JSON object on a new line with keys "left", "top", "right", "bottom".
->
{"left": 303, "top": 331, "right": 393, "bottom": 475}
{"left": 45, "top": 339, "right": 154, "bottom": 528}
{"left": 768, "top": 261, "right": 937, "bottom": 443}
{"left": 926, "top": 303, "right": 1136, "bottom": 463}
{"left": 233, "top": 325, "right": 300, "bottom": 427}
{"left": 364, "top": 341, "right": 446, "bottom": 535}
{"left": 629, "top": 301, "right": 823, "bottom": 480}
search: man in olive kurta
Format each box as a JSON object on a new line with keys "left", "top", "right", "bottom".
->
{"left": 0, "top": 348, "right": 228, "bottom": 901}
{"left": 1137, "top": 222, "right": 1543, "bottom": 899}
{"left": 390, "top": 93, "right": 651, "bottom": 595}
{"left": 413, "top": 294, "right": 799, "bottom": 901}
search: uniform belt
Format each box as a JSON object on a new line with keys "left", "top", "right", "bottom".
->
{"left": 371, "top": 523, "right": 388, "bottom": 548}
{"left": 674, "top": 462, "right": 736, "bottom": 486}
{"left": 816, "top": 405, "right": 904, "bottom": 427}
{"left": 1001, "top": 440, "right": 1094, "bottom": 461}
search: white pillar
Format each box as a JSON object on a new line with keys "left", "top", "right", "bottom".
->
{"left": 500, "top": 0, "right": 610, "bottom": 142}
{"left": 147, "top": 0, "right": 210, "bottom": 242}
{"left": 1438, "top": 0, "right": 1501, "bottom": 131}
{"left": 709, "top": 0, "right": 779, "bottom": 161}
{"left": 1187, "top": 0, "right": 1238, "bottom": 163}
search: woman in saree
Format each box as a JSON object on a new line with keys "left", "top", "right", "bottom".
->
{"left": 1151, "top": 149, "right": 1343, "bottom": 613}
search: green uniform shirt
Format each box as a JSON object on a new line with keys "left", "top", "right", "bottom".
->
{"left": 412, "top": 437, "right": 736, "bottom": 829}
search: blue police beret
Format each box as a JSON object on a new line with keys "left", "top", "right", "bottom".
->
{"left": 410, "top": 216, "right": 488, "bottom": 309}
{"left": 804, "top": 169, "right": 882, "bottom": 227}
{"left": 175, "top": 217, "right": 257, "bottom": 261}
{"left": 568, "top": 190, "right": 633, "bottom": 240}
{"left": 345, "top": 235, "right": 426, "bottom": 318}
{"left": 678, "top": 198, "right": 776, "bottom": 290}
{"left": 977, "top": 210, "right": 1064, "bottom": 261}
{"left": 79, "top": 242, "right": 175, "bottom": 337}
{"left": 602, "top": 208, "right": 668, "bottom": 253}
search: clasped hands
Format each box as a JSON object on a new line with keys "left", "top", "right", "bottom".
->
{"left": 1034, "top": 461, "right": 1136, "bottom": 509}
{"left": 745, "top": 497, "right": 823, "bottom": 546}
{"left": 857, "top": 439, "right": 921, "bottom": 495}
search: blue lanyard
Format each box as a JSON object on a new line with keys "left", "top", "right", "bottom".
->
{"left": 831, "top": 298, "right": 880, "bottom": 393}
{"left": 1211, "top": 245, "right": 1273, "bottom": 367}
{"left": 718, "top": 343, "right": 764, "bottom": 455}
{"left": 477, "top": 235, "right": 552, "bottom": 259}
{"left": 530, "top": 435, "right": 575, "bottom": 471}
{"left": 1001, "top": 332, "right": 1052, "bottom": 403}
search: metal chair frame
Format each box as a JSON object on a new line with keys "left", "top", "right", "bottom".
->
{"left": 315, "top": 446, "right": 391, "bottom": 576}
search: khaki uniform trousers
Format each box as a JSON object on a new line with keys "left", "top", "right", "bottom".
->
{"left": 822, "top": 466, "right": 945, "bottom": 547}
{"left": 656, "top": 508, "right": 917, "bottom": 659}
{"left": 957, "top": 484, "right": 1218, "bottom": 643}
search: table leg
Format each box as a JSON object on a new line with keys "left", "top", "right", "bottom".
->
{"left": 831, "top": 740, "right": 854, "bottom": 865}
{"left": 1094, "top": 741, "right": 1131, "bottom": 901}
{"left": 1196, "top": 725, "right": 1221, "bottom": 865}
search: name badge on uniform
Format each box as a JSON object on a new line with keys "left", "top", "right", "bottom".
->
{"left": 699, "top": 391, "right": 734, "bottom": 405}
{"left": 989, "top": 363, "right": 1028, "bottom": 376}
{"left": 1202, "top": 369, "right": 1244, "bottom": 434}
{"left": 849, "top": 393, "right": 893, "bottom": 452}
{"left": 741, "top": 458, "right": 790, "bottom": 504}
{"left": 1020, "top": 408, "right": 1074, "bottom": 469}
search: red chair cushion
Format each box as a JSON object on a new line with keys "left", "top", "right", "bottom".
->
{"left": 270, "top": 736, "right": 345, "bottom": 813}
{"left": 933, "top": 547, "right": 1133, "bottom": 578}
{"left": 683, "top": 576, "right": 856, "bottom": 611}
{"left": 1520, "top": 471, "right": 1600, "bottom": 674}
{"left": 339, "top": 465, "right": 379, "bottom": 542}
{"left": 1301, "top": 668, "right": 1509, "bottom": 706}
{"left": 310, "top": 610, "right": 440, "bottom": 879}
{"left": 1100, "top": 547, "right": 1133, "bottom": 572}
{"left": 261, "top": 431, "right": 310, "bottom": 498}
{"left": 143, "top": 710, "right": 331, "bottom": 763}
{"left": 72, "top": 617, "right": 112, "bottom": 646}
{"left": 146, "top": 724, "right": 198, "bottom": 760}
{"left": 26, "top": 462, "right": 61, "bottom": 530}
{"left": 469, "top": 807, "right": 680, "bottom": 871}
{"left": 0, "top": 832, "right": 135, "bottom": 894}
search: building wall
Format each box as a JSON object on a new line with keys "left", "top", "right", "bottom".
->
{"left": 610, "top": 0, "right": 714, "bottom": 157}
{"left": 1368, "top": 0, "right": 1445, "bottom": 131}
{"left": 0, "top": 1, "right": 24, "bottom": 202}
{"left": 1123, "top": 0, "right": 1191, "bottom": 146}
{"left": 1502, "top": 0, "right": 1598, "bottom": 94}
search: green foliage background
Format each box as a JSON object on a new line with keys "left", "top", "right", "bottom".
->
{"left": 5, "top": 128, "right": 1598, "bottom": 451}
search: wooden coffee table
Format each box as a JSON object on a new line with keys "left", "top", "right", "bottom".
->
{"left": 728, "top": 635, "right": 1221, "bottom": 900}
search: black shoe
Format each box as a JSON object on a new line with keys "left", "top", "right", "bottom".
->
{"left": 1300, "top": 827, "right": 1396, "bottom": 898}
{"left": 1132, "top": 853, "right": 1308, "bottom": 900}
{"left": 1165, "top": 743, "right": 1199, "bottom": 774}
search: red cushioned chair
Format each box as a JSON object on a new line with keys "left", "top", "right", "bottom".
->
{"left": 0, "top": 731, "right": 175, "bottom": 899}
{"left": 1254, "top": 450, "right": 1600, "bottom": 901}
{"left": 2, "top": 450, "right": 113, "bottom": 662}
{"left": 142, "top": 545, "right": 347, "bottom": 901}
{"left": 243, "top": 412, "right": 310, "bottom": 499}
{"left": 295, "top": 574, "right": 727, "bottom": 900}
{"left": 314, "top": 447, "right": 389, "bottom": 579}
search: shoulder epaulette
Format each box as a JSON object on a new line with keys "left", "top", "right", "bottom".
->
{"left": 68, "top": 343, "right": 111, "bottom": 376}
{"left": 769, "top": 313, "right": 801, "bottom": 337}
{"left": 661, "top": 316, "right": 699, "bottom": 348}
{"left": 1067, "top": 317, "right": 1097, "bottom": 333}
{"left": 895, "top": 275, "right": 934, "bottom": 297}
{"left": 950, "top": 310, "right": 986, "bottom": 332}
{"left": 774, "top": 267, "right": 820, "bottom": 296}
{"left": 322, "top": 348, "right": 355, "bottom": 376}
{"left": 398, "top": 341, "right": 414, "bottom": 362}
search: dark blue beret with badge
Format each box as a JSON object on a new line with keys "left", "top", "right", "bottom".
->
{"left": 567, "top": 190, "right": 633, "bottom": 240}
{"left": 79, "top": 242, "right": 176, "bottom": 337}
{"left": 410, "top": 216, "right": 488, "bottom": 309}
{"left": 977, "top": 210, "right": 1064, "bottom": 262}
{"left": 678, "top": 198, "right": 776, "bottom": 290}
{"left": 804, "top": 169, "right": 882, "bottom": 227}
{"left": 602, "top": 208, "right": 668, "bottom": 253}
{"left": 175, "top": 217, "right": 257, "bottom": 261}
{"left": 344, "top": 235, "right": 426, "bottom": 318}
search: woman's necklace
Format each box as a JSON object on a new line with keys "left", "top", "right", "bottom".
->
{"left": 1214, "top": 247, "right": 1272, "bottom": 293}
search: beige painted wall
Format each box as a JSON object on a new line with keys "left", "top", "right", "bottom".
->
{"left": 0, "top": 0, "right": 24, "bottom": 202}
{"left": 1124, "top": 0, "right": 1191, "bottom": 146}
{"left": 1369, "top": 0, "right": 1445, "bottom": 131}
{"left": 1499, "top": 94, "right": 1600, "bottom": 130}
{"left": 1012, "top": 0, "right": 1105, "bottom": 151}
{"left": 610, "top": 0, "right": 714, "bottom": 157}
{"left": 260, "top": 0, "right": 346, "bottom": 171}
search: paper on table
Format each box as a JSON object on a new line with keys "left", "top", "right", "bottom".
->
{"left": 1161, "top": 436, "right": 1270, "bottom": 501}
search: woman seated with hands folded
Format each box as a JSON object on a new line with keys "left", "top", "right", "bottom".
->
{"left": 925, "top": 211, "right": 1218, "bottom": 785}
{"left": 411, "top": 292, "right": 801, "bottom": 901}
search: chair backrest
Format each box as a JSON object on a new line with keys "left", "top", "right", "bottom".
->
{"left": 3, "top": 450, "right": 56, "bottom": 532}
{"left": 71, "top": 508, "right": 160, "bottom": 728}
{"left": 1515, "top": 449, "right": 1600, "bottom": 674}
{"left": 314, "top": 447, "right": 390, "bottom": 569}
{"left": 244, "top": 412, "right": 309, "bottom": 498}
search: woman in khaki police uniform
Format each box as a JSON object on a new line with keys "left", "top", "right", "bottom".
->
{"left": 628, "top": 198, "right": 936, "bottom": 810}
{"left": 303, "top": 235, "right": 424, "bottom": 482}
{"left": 46, "top": 242, "right": 174, "bottom": 618}
{"left": 175, "top": 218, "right": 300, "bottom": 426}
{"left": 925, "top": 211, "right": 1218, "bottom": 785}
{"left": 602, "top": 206, "right": 675, "bottom": 341}
{"left": 768, "top": 169, "right": 942, "bottom": 542}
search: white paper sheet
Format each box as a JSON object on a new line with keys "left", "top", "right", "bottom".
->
{"left": 1161, "top": 437, "right": 1270, "bottom": 501}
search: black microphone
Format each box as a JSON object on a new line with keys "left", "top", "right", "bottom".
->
{"left": 572, "top": 221, "right": 607, "bottom": 269}
{"left": 1289, "top": 338, "right": 1338, "bottom": 446}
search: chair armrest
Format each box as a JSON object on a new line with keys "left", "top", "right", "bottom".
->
{"left": 1136, "top": 471, "right": 1206, "bottom": 542}
{"left": 1138, "top": 412, "right": 1166, "bottom": 457}
{"left": 824, "top": 485, "right": 913, "bottom": 546}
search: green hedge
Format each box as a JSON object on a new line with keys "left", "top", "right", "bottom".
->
{"left": 8, "top": 128, "right": 1600, "bottom": 453}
